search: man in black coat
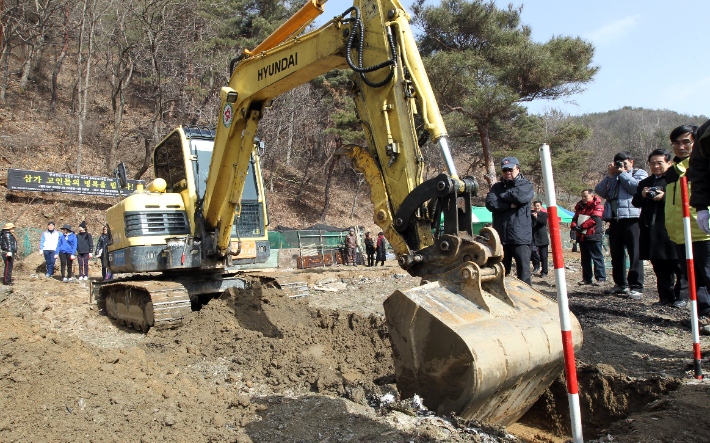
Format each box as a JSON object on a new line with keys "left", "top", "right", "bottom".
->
{"left": 631, "top": 149, "right": 684, "bottom": 306}
{"left": 530, "top": 201, "right": 549, "bottom": 278}
{"left": 690, "top": 119, "right": 710, "bottom": 232}
{"left": 486, "top": 157, "right": 535, "bottom": 285}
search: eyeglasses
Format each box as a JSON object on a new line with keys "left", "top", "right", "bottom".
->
{"left": 672, "top": 139, "right": 693, "bottom": 148}
{"left": 502, "top": 168, "right": 514, "bottom": 173}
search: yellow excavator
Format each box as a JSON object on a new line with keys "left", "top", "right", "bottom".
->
{"left": 97, "top": 0, "right": 582, "bottom": 427}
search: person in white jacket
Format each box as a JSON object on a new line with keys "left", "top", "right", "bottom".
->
{"left": 39, "top": 222, "right": 59, "bottom": 277}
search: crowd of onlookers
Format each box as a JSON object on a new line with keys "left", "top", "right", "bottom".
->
{"left": 486, "top": 119, "right": 710, "bottom": 330}
{"left": 0, "top": 220, "right": 111, "bottom": 286}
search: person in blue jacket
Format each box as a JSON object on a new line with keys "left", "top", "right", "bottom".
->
{"left": 54, "top": 224, "right": 77, "bottom": 282}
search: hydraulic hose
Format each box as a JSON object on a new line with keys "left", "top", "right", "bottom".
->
{"left": 340, "top": 7, "right": 397, "bottom": 88}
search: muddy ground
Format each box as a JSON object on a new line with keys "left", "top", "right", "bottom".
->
{"left": 1, "top": 251, "right": 709, "bottom": 442}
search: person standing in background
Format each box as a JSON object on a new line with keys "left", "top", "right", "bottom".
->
{"left": 595, "top": 151, "right": 647, "bottom": 298}
{"left": 530, "top": 201, "right": 549, "bottom": 278}
{"left": 1, "top": 223, "right": 18, "bottom": 285}
{"left": 75, "top": 221, "right": 93, "bottom": 281}
{"left": 376, "top": 232, "right": 387, "bottom": 266}
{"left": 572, "top": 189, "right": 607, "bottom": 286}
{"left": 55, "top": 224, "right": 77, "bottom": 282}
{"left": 95, "top": 225, "right": 111, "bottom": 279}
{"left": 344, "top": 229, "right": 358, "bottom": 266}
{"left": 485, "top": 157, "right": 535, "bottom": 285}
{"left": 664, "top": 124, "right": 710, "bottom": 326}
{"left": 39, "top": 222, "right": 59, "bottom": 278}
{"left": 364, "top": 232, "right": 375, "bottom": 267}
{"left": 631, "top": 149, "right": 683, "bottom": 306}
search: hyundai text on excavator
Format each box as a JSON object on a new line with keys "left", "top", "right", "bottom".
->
{"left": 95, "top": 0, "right": 582, "bottom": 427}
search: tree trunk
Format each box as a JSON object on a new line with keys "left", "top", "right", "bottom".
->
{"left": 286, "top": 109, "right": 295, "bottom": 165}
{"left": 77, "top": 5, "right": 96, "bottom": 176}
{"left": 477, "top": 124, "right": 496, "bottom": 186}
{"left": 72, "top": 0, "right": 88, "bottom": 113}
{"left": 109, "top": 60, "right": 133, "bottom": 172}
{"left": 350, "top": 175, "right": 365, "bottom": 219}
{"left": 134, "top": 137, "right": 153, "bottom": 180}
{"left": 320, "top": 138, "right": 341, "bottom": 221}
{"left": 50, "top": 6, "right": 70, "bottom": 112}
{"left": 18, "top": 44, "right": 35, "bottom": 90}
{"left": 0, "top": 47, "right": 9, "bottom": 101}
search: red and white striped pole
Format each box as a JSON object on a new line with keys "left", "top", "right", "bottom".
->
{"left": 680, "top": 176, "right": 703, "bottom": 379}
{"left": 540, "top": 143, "right": 583, "bottom": 442}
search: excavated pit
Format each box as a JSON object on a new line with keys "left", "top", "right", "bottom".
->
{"left": 520, "top": 364, "right": 682, "bottom": 439}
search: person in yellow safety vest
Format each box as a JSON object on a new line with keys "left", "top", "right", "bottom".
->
{"left": 664, "top": 124, "right": 710, "bottom": 331}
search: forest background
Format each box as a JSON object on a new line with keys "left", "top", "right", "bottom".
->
{"left": 0, "top": 0, "right": 707, "bottom": 232}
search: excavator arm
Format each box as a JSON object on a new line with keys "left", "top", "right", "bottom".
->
{"left": 202, "top": 0, "right": 582, "bottom": 426}
{"left": 202, "top": 0, "right": 479, "bottom": 268}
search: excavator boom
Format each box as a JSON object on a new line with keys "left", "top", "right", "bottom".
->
{"left": 202, "top": 0, "right": 582, "bottom": 425}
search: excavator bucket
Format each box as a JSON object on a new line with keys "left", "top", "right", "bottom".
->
{"left": 384, "top": 271, "right": 582, "bottom": 426}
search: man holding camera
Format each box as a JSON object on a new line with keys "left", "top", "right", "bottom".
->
{"left": 595, "top": 151, "right": 647, "bottom": 298}
{"left": 631, "top": 149, "right": 683, "bottom": 305}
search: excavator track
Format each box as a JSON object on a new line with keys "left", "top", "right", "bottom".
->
{"left": 98, "top": 281, "right": 192, "bottom": 332}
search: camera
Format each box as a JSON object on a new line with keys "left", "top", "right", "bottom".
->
{"left": 647, "top": 187, "right": 659, "bottom": 199}
{"left": 614, "top": 160, "right": 624, "bottom": 168}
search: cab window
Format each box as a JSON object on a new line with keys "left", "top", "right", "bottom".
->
{"left": 153, "top": 132, "right": 187, "bottom": 192}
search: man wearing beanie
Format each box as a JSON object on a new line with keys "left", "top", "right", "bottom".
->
{"left": 75, "top": 221, "right": 93, "bottom": 281}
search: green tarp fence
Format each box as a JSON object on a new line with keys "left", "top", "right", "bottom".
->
{"left": 0, "top": 220, "right": 43, "bottom": 258}
{"left": 269, "top": 230, "right": 351, "bottom": 250}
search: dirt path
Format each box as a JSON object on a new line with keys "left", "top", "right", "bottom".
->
{"left": 1, "top": 253, "right": 710, "bottom": 442}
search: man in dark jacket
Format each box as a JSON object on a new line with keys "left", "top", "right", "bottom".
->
{"left": 631, "top": 149, "right": 684, "bottom": 305}
{"left": 1, "top": 223, "right": 18, "bottom": 285}
{"left": 76, "top": 221, "right": 94, "bottom": 281}
{"left": 690, "top": 119, "right": 710, "bottom": 232}
{"left": 485, "top": 157, "right": 534, "bottom": 285}
{"left": 530, "top": 201, "right": 549, "bottom": 277}
{"left": 572, "top": 190, "right": 606, "bottom": 285}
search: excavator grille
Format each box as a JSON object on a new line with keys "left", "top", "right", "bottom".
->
{"left": 124, "top": 211, "right": 190, "bottom": 238}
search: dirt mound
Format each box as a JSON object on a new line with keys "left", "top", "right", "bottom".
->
{"left": 521, "top": 363, "right": 682, "bottom": 438}
{"left": 0, "top": 308, "right": 256, "bottom": 442}
{"left": 148, "top": 284, "right": 395, "bottom": 398}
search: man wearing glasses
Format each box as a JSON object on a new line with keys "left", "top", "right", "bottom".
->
{"left": 485, "top": 157, "right": 534, "bottom": 285}
{"left": 595, "top": 151, "right": 647, "bottom": 298}
{"left": 667, "top": 124, "right": 710, "bottom": 330}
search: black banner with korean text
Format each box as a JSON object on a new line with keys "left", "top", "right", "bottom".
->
{"left": 6, "top": 169, "right": 144, "bottom": 197}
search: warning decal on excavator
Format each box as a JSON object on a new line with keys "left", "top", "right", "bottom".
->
{"left": 231, "top": 240, "right": 257, "bottom": 258}
{"left": 222, "top": 103, "right": 234, "bottom": 128}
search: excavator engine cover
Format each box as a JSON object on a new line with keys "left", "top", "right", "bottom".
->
{"left": 384, "top": 275, "right": 582, "bottom": 426}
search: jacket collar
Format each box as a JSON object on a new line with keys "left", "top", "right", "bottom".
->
{"left": 501, "top": 172, "right": 525, "bottom": 187}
